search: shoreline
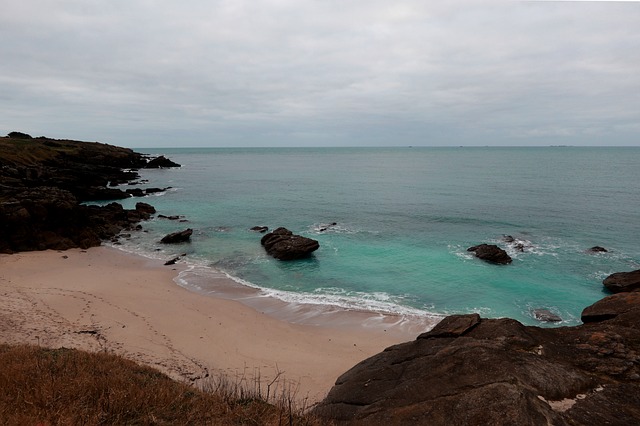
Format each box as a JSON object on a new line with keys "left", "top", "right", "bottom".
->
{"left": 0, "top": 246, "right": 437, "bottom": 404}
{"left": 168, "top": 256, "right": 441, "bottom": 338}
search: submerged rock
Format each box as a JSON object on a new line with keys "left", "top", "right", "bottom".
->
{"left": 317, "top": 222, "right": 338, "bottom": 232}
{"left": 467, "top": 244, "right": 512, "bottom": 264}
{"left": 250, "top": 226, "right": 269, "bottom": 233}
{"left": 260, "top": 227, "right": 319, "bottom": 260}
{"left": 502, "top": 235, "right": 533, "bottom": 253}
{"left": 532, "top": 309, "right": 562, "bottom": 322}
{"left": 145, "top": 187, "right": 171, "bottom": 194}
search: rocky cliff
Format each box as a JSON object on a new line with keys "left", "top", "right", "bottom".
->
{"left": 0, "top": 133, "right": 177, "bottom": 253}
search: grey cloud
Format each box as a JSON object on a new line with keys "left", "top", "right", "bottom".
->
{"left": 1, "top": 0, "right": 638, "bottom": 146}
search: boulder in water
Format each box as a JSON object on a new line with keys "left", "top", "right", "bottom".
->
{"left": 467, "top": 244, "right": 512, "bottom": 264}
{"left": 135, "top": 202, "right": 156, "bottom": 216}
{"left": 588, "top": 246, "right": 608, "bottom": 253}
{"left": 160, "top": 228, "right": 193, "bottom": 244}
{"left": 260, "top": 227, "right": 319, "bottom": 260}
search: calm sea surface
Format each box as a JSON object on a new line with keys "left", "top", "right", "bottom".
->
{"left": 110, "top": 147, "right": 640, "bottom": 326}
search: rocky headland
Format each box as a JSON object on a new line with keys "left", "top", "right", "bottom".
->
{"left": 0, "top": 132, "right": 179, "bottom": 253}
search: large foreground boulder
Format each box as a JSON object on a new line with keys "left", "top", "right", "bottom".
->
{"left": 603, "top": 269, "right": 640, "bottom": 293}
{"left": 314, "top": 284, "right": 640, "bottom": 425}
{"left": 467, "top": 243, "right": 512, "bottom": 264}
{"left": 260, "top": 227, "right": 319, "bottom": 260}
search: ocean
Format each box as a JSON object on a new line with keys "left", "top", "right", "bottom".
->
{"left": 108, "top": 147, "right": 640, "bottom": 327}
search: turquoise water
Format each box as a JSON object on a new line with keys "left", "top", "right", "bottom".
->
{"left": 111, "top": 147, "right": 640, "bottom": 326}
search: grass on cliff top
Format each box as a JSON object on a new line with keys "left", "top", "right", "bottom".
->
{"left": 0, "top": 344, "right": 322, "bottom": 425}
{"left": 0, "top": 136, "right": 137, "bottom": 168}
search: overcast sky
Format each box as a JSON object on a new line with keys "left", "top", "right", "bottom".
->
{"left": 1, "top": 1, "right": 639, "bottom": 147}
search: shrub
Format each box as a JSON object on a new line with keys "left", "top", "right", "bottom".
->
{"left": 7, "top": 131, "right": 33, "bottom": 139}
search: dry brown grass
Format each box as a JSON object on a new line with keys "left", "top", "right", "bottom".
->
{"left": 0, "top": 344, "right": 324, "bottom": 425}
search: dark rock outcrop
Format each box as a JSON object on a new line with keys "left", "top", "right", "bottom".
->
{"left": 603, "top": 269, "right": 640, "bottom": 293}
{"left": 160, "top": 229, "right": 193, "bottom": 244}
{"left": 1, "top": 136, "right": 146, "bottom": 201}
{"left": 260, "top": 227, "right": 319, "bottom": 260}
{"left": 145, "top": 155, "right": 181, "bottom": 168}
{"left": 0, "top": 186, "right": 152, "bottom": 253}
{"left": 0, "top": 135, "right": 178, "bottom": 253}
{"left": 135, "top": 202, "right": 156, "bottom": 217}
{"left": 467, "top": 244, "right": 512, "bottom": 264}
{"left": 419, "top": 313, "right": 481, "bottom": 338}
{"left": 581, "top": 291, "right": 640, "bottom": 324}
{"left": 314, "top": 276, "right": 640, "bottom": 426}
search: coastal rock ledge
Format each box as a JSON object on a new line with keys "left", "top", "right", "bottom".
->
{"left": 603, "top": 269, "right": 640, "bottom": 293}
{"left": 260, "top": 227, "right": 319, "bottom": 260}
{"left": 313, "top": 277, "right": 640, "bottom": 425}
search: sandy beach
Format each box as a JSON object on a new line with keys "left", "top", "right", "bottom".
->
{"left": 0, "top": 246, "right": 437, "bottom": 404}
